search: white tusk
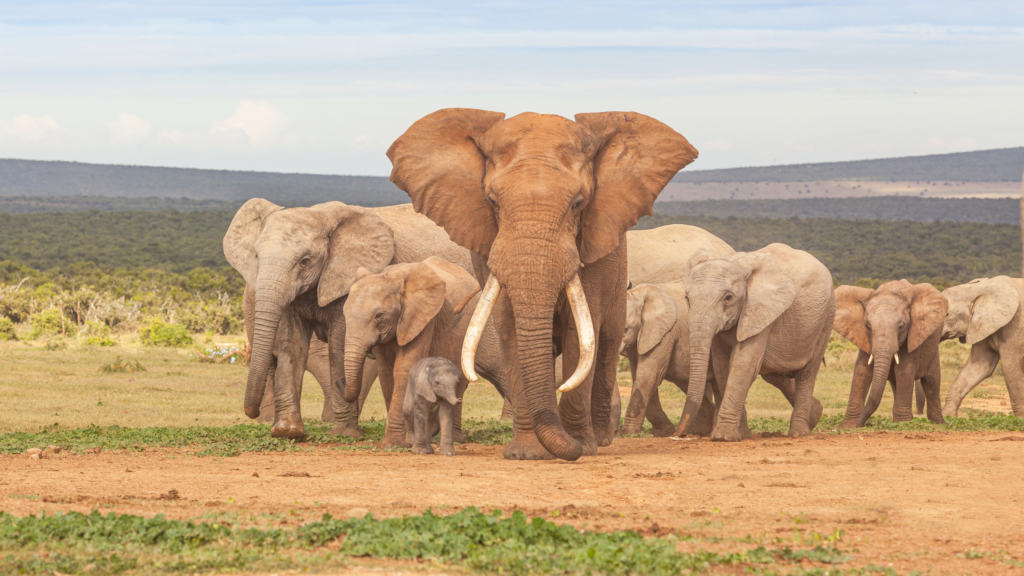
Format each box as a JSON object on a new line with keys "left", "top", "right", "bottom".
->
{"left": 868, "top": 354, "right": 873, "bottom": 365}
{"left": 461, "top": 274, "right": 500, "bottom": 382}
{"left": 557, "top": 274, "right": 596, "bottom": 393}
{"left": 894, "top": 352, "right": 900, "bottom": 365}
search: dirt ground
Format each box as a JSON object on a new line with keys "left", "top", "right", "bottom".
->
{"left": 3, "top": 431, "right": 1024, "bottom": 575}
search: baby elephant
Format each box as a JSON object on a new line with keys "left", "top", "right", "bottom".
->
{"left": 404, "top": 357, "right": 462, "bottom": 456}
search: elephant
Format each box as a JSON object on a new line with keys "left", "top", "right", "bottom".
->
{"left": 940, "top": 276, "right": 1024, "bottom": 418}
{"left": 833, "top": 280, "right": 947, "bottom": 427}
{"left": 342, "top": 256, "right": 506, "bottom": 448}
{"left": 223, "top": 199, "right": 508, "bottom": 439}
{"left": 388, "top": 108, "right": 697, "bottom": 460}
{"left": 676, "top": 243, "right": 833, "bottom": 441}
{"left": 619, "top": 281, "right": 819, "bottom": 437}
{"left": 242, "top": 285, "right": 377, "bottom": 425}
{"left": 403, "top": 357, "right": 462, "bottom": 456}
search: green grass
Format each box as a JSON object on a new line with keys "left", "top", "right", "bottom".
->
{"left": 0, "top": 506, "right": 856, "bottom": 576}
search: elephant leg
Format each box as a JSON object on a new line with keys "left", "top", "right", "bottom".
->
{"left": 914, "top": 380, "right": 926, "bottom": 416}
{"left": 452, "top": 378, "right": 468, "bottom": 443}
{"left": 499, "top": 397, "right": 514, "bottom": 421}
{"left": 592, "top": 297, "right": 623, "bottom": 448}
{"left": 410, "top": 402, "right": 433, "bottom": 455}
{"left": 921, "top": 361, "right": 944, "bottom": 424}
{"left": 258, "top": 364, "right": 277, "bottom": 423}
{"left": 712, "top": 335, "right": 768, "bottom": 442}
{"left": 891, "top": 357, "right": 918, "bottom": 422}
{"left": 621, "top": 354, "right": 668, "bottom": 436}
{"left": 330, "top": 358, "right": 377, "bottom": 438}
{"left": 558, "top": 315, "right": 598, "bottom": 455}
{"left": 998, "top": 345, "right": 1024, "bottom": 417}
{"left": 762, "top": 373, "right": 823, "bottom": 431}
{"left": 645, "top": 387, "right": 676, "bottom": 437}
{"left": 270, "top": 313, "right": 311, "bottom": 439}
{"left": 305, "top": 336, "right": 335, "bottom": 423}
{"left": 841, "top": 351, "right": 873, "bottom": 428}
{"left": 942, "top": 344, "right": 998, "bottom": 418}
{"left": 438, "top": 402, "right": 455, "bottom": 456}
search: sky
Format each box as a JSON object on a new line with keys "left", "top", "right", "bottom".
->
{"left": 1, "top": 1, "right": 1022, "bottom": 175}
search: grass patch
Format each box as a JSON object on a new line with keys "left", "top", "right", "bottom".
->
{"left": 0, "top": 418, "right": 516, "bottom": 457}
{"left": 0, "top": 507, "right": 854, "bottom": 575}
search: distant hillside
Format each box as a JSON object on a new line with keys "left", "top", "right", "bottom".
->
{"left": 654, "top": 197, "right": 1021, "bottom": 225}
{"left": 673, "top": 147, "right": 1024, "bottom": 183}
{"left": 0, "top": 159, "right": 406, "bottom": 206}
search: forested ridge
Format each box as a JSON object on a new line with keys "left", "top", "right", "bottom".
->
{"left": 1, "top": 209, "right": 1017, "bottom": 288}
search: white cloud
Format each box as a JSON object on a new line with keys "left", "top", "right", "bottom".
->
{"left": 109, "top": 113, "right": 151, "bottom": 144}
{"left": 212, "top": 100, "right": 288, "bottom": 147}
{"left": 4, "top": 114, "right": 59, "bottom": 141}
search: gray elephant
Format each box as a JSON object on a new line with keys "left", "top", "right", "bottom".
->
{"left": 223, "top": 199, "right": 507, "bottom": 439}
{"left": 242, "top": 285, "right": 377, "bottom": 425}
{"left": 404, "top": 357, "right": 462, "bottom": 456}
{"left": 677, "top": 243, "right": 832, "bottom": 441}
{"left": 834, "top": 280, "right": 947, "bottom": 427}
{"left": 620, "top": 282, "right": 818, "bottom": 437}
{"left": 941, "top": 276, "right": 1024, "bottom": 418}
{"left": 343, "top": 257, "right": 508, "bottom": 448}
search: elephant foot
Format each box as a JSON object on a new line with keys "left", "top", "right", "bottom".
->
{"left": 710, "top": 424, "right": 743, "bottom": 442}
{"left": 453, "top": 429, "right": 466, "bottom": 444}
{"left": 927, "top": 413, "right": 945, "bottom": 425}
{"left": 618, "top": 423, "right": 643, "bottom": 437}
{"left": 439, "top": 444, "right": 456, "bottom": 456}
{"left": 502, "top": 433, "right": 554, "bottom": 460}
{"left": 330, "top": 423, "right": 363, "bottom": 439}
{"left": 892, "top": 414, "right": 913, "bottom": 423}
{"left": 566, "top": 427, "right": 599, "bottom": 455}
{"left": 942, "top": 407, "right": 958, "bottom": 420}
{"left": 839, "top": 418, "right": 860, "bottom": 430}
{"left": 411, "top": 444, "right": 434, "bottom": 455}
{"left": 788, "top": 422, "right": 813, "bottom": 438}
{"left": 270, "top": 419, "right": 305, "bottom": 439}
{"left": 380, "top": 430, "right": 411, "bottom": 449}
{"left": 651, "top": 424, "right": 676, "bottom": 438}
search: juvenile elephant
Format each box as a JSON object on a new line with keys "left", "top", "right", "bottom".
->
{"left": 620, "top": 282, "right": 819, "bottom": 437}
{"left": 343, "top": 257, "right": 506, "bottom": 447}
{"left": 941, "top": 276, "right": 1024, "bottom": 418}
{"left": 834, "top": 280, "right": 947, "bottom": 427}
{"left": 676, "top": 243, "right": 833, "bottom": 441}
{"left": 389, "top": 108, "right": 697, "bottom": 460}
{"left": 404, "top": 357, "right": 462, "bottom": 456}
{"left": 224, "top": 199, "right": 508, "bottom": 439}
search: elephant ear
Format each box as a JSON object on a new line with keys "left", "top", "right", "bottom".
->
{"left": 908, "top": 283, "right": 948, "bottom": 352}
{"left": 574, "top": 112, "right": 698, "bottom": 264}
{"left": 223, "top": 198, "right": 282, "bottom": 284}
{"left": 397, "top": 264, "right": 447, "bottom": 346}
{"left": 421, "top": 256, "right": 480, "bottom": 315}
{"left": 734, "top": 252, "right": 797, "bottom": 342}
{"left": 966, "top": 276, "right": 1019, "bottom": 344}
{"left": 637, "top": 284, "right": 678, "bottom": 355}
{"left": 316, "top": 203, "right": 396, "bottom": 307}
{"left": 387, "top": 108, "right": 506, "bottom": 256}
{"left": 417, "top": 373, "right": 438, "bottom": 404}
{"left": 833, "top": 285, "right": 873, "bottom": 353}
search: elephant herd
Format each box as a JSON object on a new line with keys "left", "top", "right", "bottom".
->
{"left": 222, "top": 107, "right": 1024, "bottom": 461}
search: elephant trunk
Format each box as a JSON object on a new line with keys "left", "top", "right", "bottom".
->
{"left": 677, "top": 323, "right": 713, "bottom": 436}
{"left": 859, "top": 348, "right": 893, "bottom": 426}
{"left": 244, "top": 280, "right": 288, "bottom": 418}
{"left": 343, "top": 340, "right": 370, "bottom": 404}
{"left": 506, "top": 271, "right": 583, "bottom": 462}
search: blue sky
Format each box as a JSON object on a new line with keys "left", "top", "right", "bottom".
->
{"left": 1, "top": 1, "right": 1022, "bottom": 175}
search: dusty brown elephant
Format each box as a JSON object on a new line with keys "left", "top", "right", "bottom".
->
{"left": 834, "top": 280, "right": 947, "bottom": 427}
{"left": 224, "top": 200, "right": 509, "bottom": 439}
{"left": 941, "top": 276, "right": 1024, "bottom": 418}
{"left": 676, "top": 243, "right": 832, "bottom": 441}
{"left": 343, "top": 257, "right": 495, "bottom": 447}
{"left": 388, "top": 108, "right": 697, "bottom": 460}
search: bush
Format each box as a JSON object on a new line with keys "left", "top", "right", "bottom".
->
{"left": 100, "top": 356, "right": 145, "bottom": 373}
{"left": 0, "top": 317, "right": 16, "bottom": 341}
{"left": 29, "top": 308, "right": 67, "bottom": 339}
{"left": 80, "top": 321, "right": 115, "bottom": 346}
{"left": 139, "top": 318, "right": 192, "bottom": 347}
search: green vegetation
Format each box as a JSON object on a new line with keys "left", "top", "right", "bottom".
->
{"left": 638, "top": 213, "right": 1019, "bottom": 287}
{"left": 139, "top": 318, "right": 193, "bottom": 347}
{"left": 672, "top": 146, "right": 1024, "bottom": 182}
{"left": 0, "top": 506, "right": 852, "bottom": 575}
{"left": 655, "top": 196, "right": 1021, "bottom": 225}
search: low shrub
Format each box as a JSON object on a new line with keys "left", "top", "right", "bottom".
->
{"left": 139, "top": 318, "right": 192, "bottom": 347}
{"left": 29, "top": 308, "right": 67, "bottom": 339}
{"left": 0, "top": 317, "right": 16, "bottom": 341}
{"left": 80, "top": 321, "right": 115, "bottom": 346}
{"left": 99, "top": 357, "right": 145, "bottom": 374}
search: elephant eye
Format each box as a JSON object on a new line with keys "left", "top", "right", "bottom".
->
{"left": 374, "top": 311, "right": 385, "bottom": 321}
{"left": 486, "top": 195, "right": 499, "bottom": 209}
{"left": 723, "top": 292, "right": 734, "bottom": 303}
{"left": 571, "top": 193, "right": 584, "bottom": 211}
